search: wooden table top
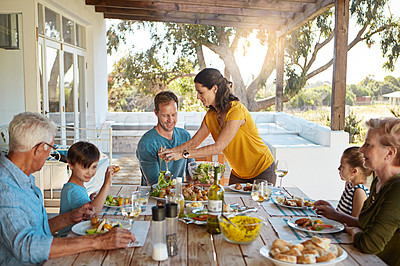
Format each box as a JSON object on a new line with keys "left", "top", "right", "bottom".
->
{"left": 44, "top": 185, "right": 384, "bottom": 266}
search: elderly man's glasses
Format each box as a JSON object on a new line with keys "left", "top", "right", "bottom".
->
{"left": 32, "top": 142, "right": 57, "bottom": 153}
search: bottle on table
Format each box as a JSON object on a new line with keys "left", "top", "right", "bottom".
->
{"left": 207, "top": 163, "right": 225, "bottom": 234}
{"left": 151, "top": 206, "right": 168, "bottom": 261}
{"left": 170, "top": 177, "right": 185, "bottom": 218}
{"left": 165, "top": 203, "right": 178, "bottom": 257}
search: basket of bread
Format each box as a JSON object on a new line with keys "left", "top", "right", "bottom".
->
{"left": 260, "top": 236, "right": 347, "bottom": 265}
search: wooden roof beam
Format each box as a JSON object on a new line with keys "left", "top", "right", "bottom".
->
{"left": 86, "top": 0, "right": 307, "bottom": 13}
{"left": 96, "top": 6, "right": 288, "bottom": 25}
{"left": 91, "top": 2, "right": 296, "bottom": 19}
{"left": 278, "top": 0, "right": 334, "bottom": 36}
{"left": 104, "top": 13, "right": 282, "bottom": 30}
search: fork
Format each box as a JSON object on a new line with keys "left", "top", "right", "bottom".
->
{"left": 160, "top": 145, "right": 172, "bottom": 181}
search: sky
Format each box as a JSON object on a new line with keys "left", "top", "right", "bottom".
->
{"left": 107, "top": 1, "right": 400, "bottom": 86}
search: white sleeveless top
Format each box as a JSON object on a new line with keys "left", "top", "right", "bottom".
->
{"left": 336, "top": 182, "right": 370, "bottom": 216}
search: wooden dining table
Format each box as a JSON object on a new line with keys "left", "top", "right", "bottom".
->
{"left": 44, "top": 185, "right": 385, "bottom": 266}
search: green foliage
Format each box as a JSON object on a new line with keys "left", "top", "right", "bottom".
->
{"left": 358, "top": 75, "right": 400, "bottom": 100}
{"left": 290, "top": 85, "right": 331, "bottom": 109}
{"left": 344, "top": 111, "right": 363, "bottom": 143}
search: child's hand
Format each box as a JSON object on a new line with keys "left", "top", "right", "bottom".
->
{"left": 104, "top": 165, "right": 118, "bottom": 184}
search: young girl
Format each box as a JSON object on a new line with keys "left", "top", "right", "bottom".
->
{"left": 58, "top": 141, "right": 117, "bottom": 237}
{"left": 314, "top": 146, "right": 372, "bottom": 222}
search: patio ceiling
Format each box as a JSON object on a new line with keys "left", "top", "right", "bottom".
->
{"left": 86, "top": 0, "right": 334, "bottom": 36}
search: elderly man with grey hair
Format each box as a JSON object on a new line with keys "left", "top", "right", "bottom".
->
{"left": 0, "top": 112, "right": 135, "bottom": 265}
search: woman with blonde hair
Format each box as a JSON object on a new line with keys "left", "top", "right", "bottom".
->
{"left": 345, "top": 117, "right": 400, "bottom": 266}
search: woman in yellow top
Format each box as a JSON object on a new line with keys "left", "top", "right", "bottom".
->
{"left": 160, "top": 68, "right": 276, "bottom": 185}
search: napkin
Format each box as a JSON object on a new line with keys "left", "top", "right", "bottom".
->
{"left": 128, "top": 221, "right": 150, "bottom": 247}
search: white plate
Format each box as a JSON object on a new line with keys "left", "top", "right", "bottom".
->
{"left": 228, "top": 183, "right": 252, "bottom": 194}
{"left": 71, "top": 220, "right": 129, "bottom": 236}
{"left": 272, "top": 196, "right": 313, "bottom": 210}
{"left": 260, "top": 243, "right": 348, "bottom": 265}
{"left": 287, "top": 217, "right": 345, "bottom": 234}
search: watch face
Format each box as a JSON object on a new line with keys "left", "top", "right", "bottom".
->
{"left": 183, "top": 150, "right": 189, "bottom": 158}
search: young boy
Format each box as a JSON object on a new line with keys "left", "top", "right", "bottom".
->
{"left": 58, "top": 141, "right": 117, "bottom": 237}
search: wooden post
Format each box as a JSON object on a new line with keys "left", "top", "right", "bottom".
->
{"left": 331, "top": 0, "right": 349, "bottom": 130}
{"left": 276, "top": 36, "right": 285, "bottom": 112}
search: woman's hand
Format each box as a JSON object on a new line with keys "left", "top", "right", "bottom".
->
{"left": 345, "top": 224, "right": 362, "bottom": 241}
{"left": 313, "top": 200, "right": 338, "bottom": 220}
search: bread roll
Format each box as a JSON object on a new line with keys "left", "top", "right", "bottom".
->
{"left": 272, "top": 239, "right": 291, "bottom": 249}
{"left": 302, "top": 249, "right": 320, "bottom": 257}
{"left": 316, "top": 252, "right": 336, "bottom": 262}
{"left": 284, "top": 247, "right": 302, "bottom": 256}
{"left": 278, "top": 246, "right": 290, "bottom": 253}
{"left": 270, "top": 248, "right": 281, "bottom": 257}
{"left": 326, "top": 244, "right": 338, "bottom": 256}
{"left": 290, "top": 243, "right": 304, "bottom": 252}
{"left": 297, "top": 254, "right": 317, "bottom": 264}
{"left": 275, "top": 254, "right": 297, "bottom": 264}
{"left": 311, "top": 236, "right": 331, "bottom": 251}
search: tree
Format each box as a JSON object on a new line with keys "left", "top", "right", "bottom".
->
{"left": 107, "top": 0, "right": 400, "bottom": 111}
{"left": 286, "top": 0, "right": 400, "bottom": 96}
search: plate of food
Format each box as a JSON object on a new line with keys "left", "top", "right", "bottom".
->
{"left": 260, "top": 236, "right": 348, "bottom": 265}
{"left": 287, "top": 217, "right": 345, "bottom": 234}
{"left": 228, "top": 183, "right": 253, "bottom": 193}
{"left": 150, "top": 182, "right": 208, "bottom": 203}
{"left": 180, "top": 210, "right": 208, "bottom": 225}
{"left": 272, "top": 196, "right": 314, "bottom": 209}
{"left": 104, "top": 195, "right": 131, "bottom": 208}
{"left": 72, "top": 217, "right": 128, "bottom": 235}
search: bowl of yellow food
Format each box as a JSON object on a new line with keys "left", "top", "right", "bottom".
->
{"left": 218, "top": 214, "right": 264, "bottom": 244}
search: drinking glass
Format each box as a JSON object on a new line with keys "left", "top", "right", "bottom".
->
{"left": 121, "top": 191, "right": 141, "bottom": 231}
{"left": 275, "top": 160, "right": 288, "bottom": 195}
{"left": 251, "top": 181, "right": 270, "bottom": 208}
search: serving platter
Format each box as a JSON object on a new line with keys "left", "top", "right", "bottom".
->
{"left": 260, "top": 243, "right": 348, "bottom": 266}
{"left": 150, "top": 195, "right": 207, "bottom": 204}
{"left": 287, "top": 217, "right": 345, "bottom": 234}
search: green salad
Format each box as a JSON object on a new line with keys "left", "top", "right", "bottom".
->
{"left": 149, "top": 172, "right": 173, "bottom": 197}
{"left": 193, "top": 163, "right": 225, "bottom": 183}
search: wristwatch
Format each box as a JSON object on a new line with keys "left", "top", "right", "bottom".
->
{"left": 182, "top": 150, "right": 190, "bottom": 159}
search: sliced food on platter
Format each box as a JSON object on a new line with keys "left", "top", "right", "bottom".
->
{"left": 228, "top": 183, "right": 253, "bottom": 193}
{"left": 260, "top": 236, "right": 348, "bottom": 265}
{"left": 273, "top": 196, "right": 314, "bottom": 209}
{"left": 287, "top": 217, "right": 345, "bottom": 234}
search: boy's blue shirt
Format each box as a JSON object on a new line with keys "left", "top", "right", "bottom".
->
{"left": 58, "top": 182, "right": 90, "bottom": 237}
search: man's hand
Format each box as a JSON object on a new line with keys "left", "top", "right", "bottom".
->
{"left": 96, "top": 227, "right": 136, "bottom": 249}
{"left": 69, "top": 203, "right": 95, "bottom": 223}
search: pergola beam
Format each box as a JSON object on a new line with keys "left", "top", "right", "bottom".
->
{"left": 331, "top": 0, "right": 349, "bottom": 130}
{"left": 278, "top": 0, "right": 334, "bottom": 36}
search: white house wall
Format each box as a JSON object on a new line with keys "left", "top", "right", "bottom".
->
{"left": 0, "top": 0, "right": 108, "bottom": 130}
{"left": 0, "top": 0, "right": 36, "bottom": 125}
